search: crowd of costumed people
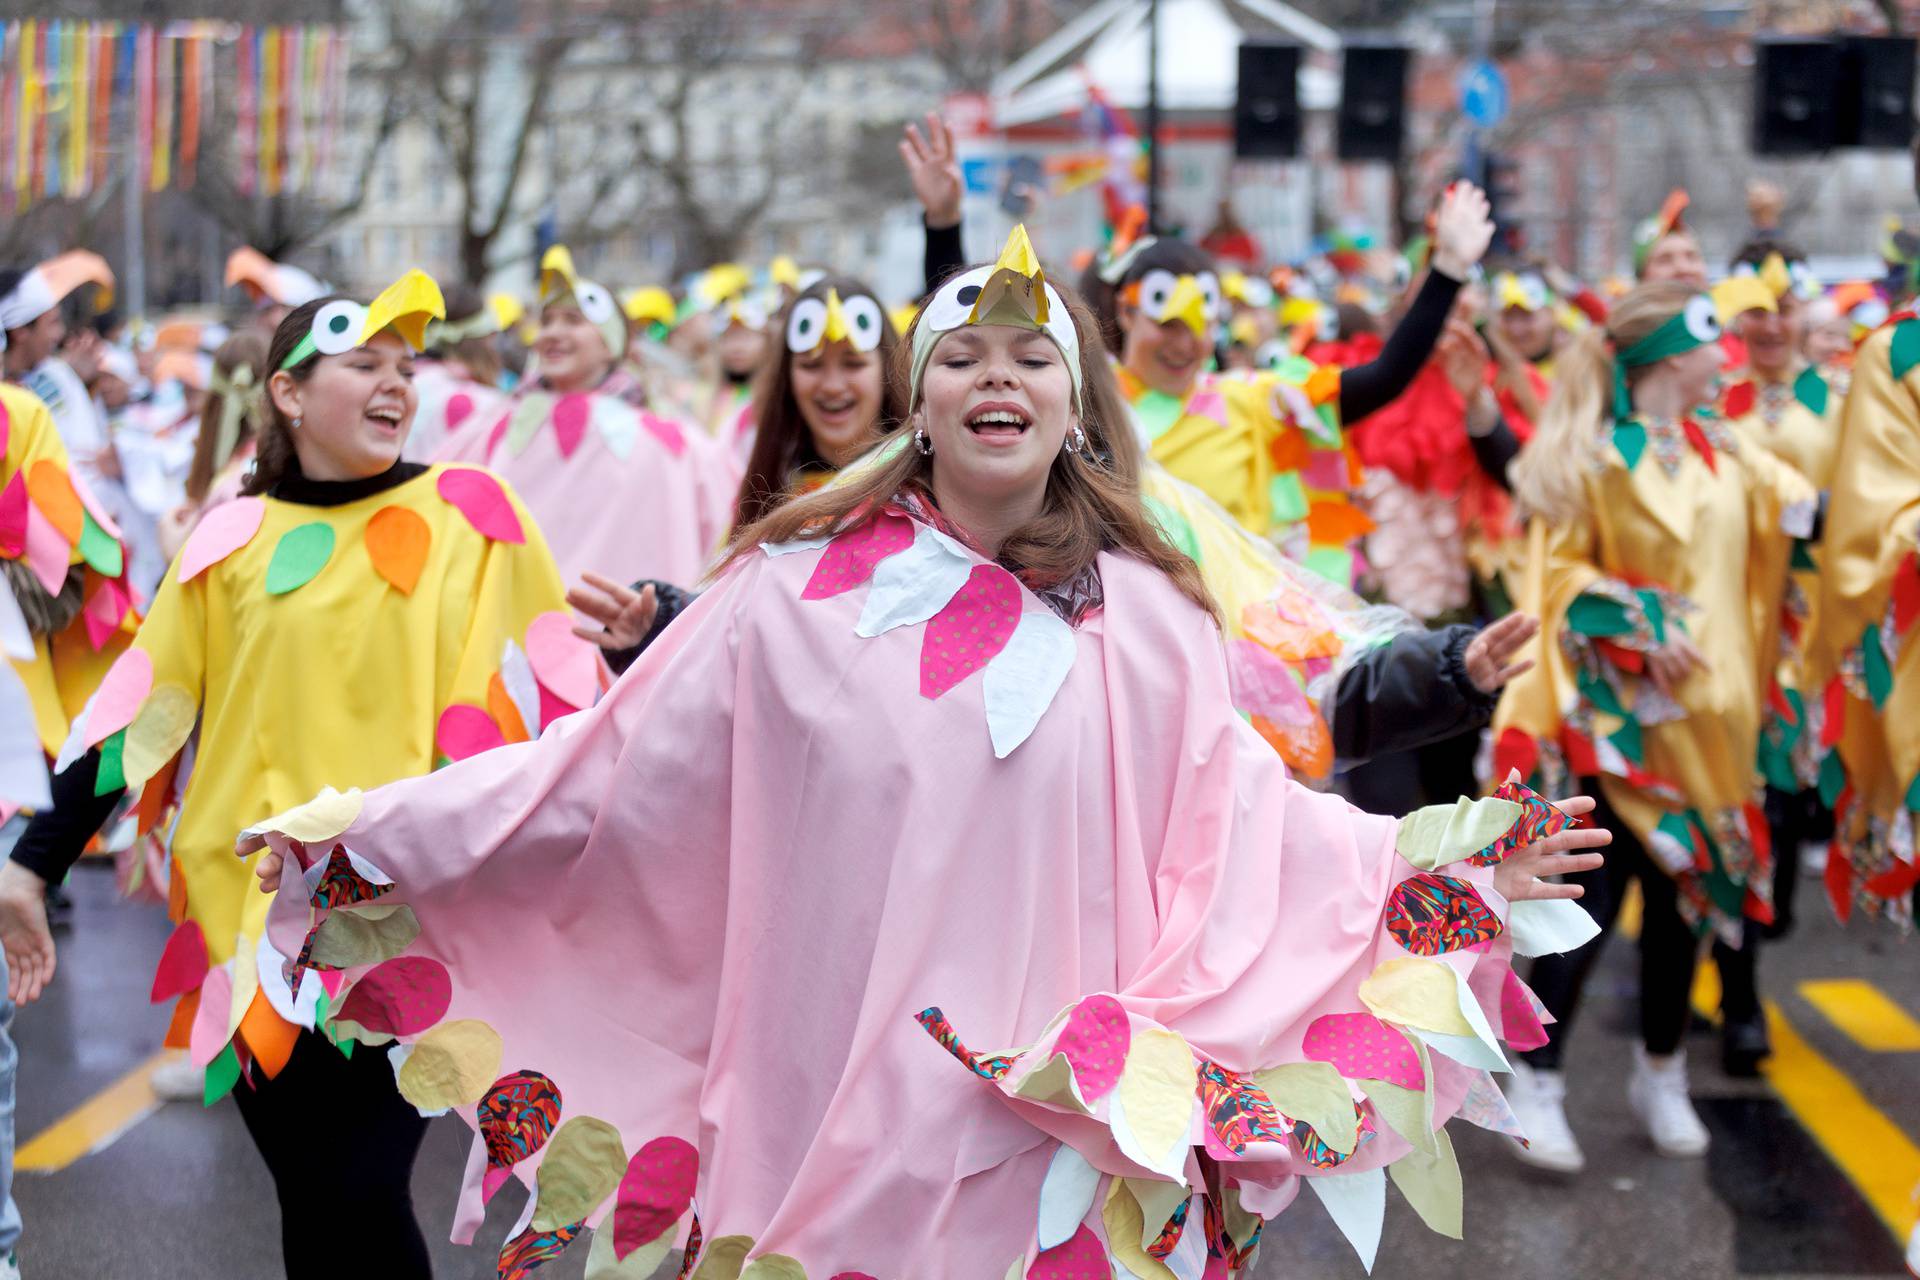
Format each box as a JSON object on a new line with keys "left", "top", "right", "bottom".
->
{"left": 0, "top": 105, "right": 1914, "bottom": 1280}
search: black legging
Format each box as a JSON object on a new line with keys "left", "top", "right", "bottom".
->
{"left": 1519, "top": 786, "right": 1703, "bottom": 1070}
{"left": 231, "top": 1030, "right": 432, "bottom": 1278}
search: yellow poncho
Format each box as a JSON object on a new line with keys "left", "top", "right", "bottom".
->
{"left": 61, "top": 463, "right": 597, "bottom": 1094}
{"left": 2, "top": 382, "right": 136, "bottom": 759}
{"left": 1808, "top": 317, "right": 1920, "bottom": 921}
{"left": 1119, "top": 360, "right": 1371, "bottom": 586}
{"left": 1491, "top": 412, "right": 1813, "bottom": 942}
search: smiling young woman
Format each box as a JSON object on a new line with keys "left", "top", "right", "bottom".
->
{"left": 0, "top": 272, "right": 601, "bottom": 1280}
{"left": 240, "top": 230, "right": 1607, "bottom": 1279}
{"left": 435, "top": 247, "right": 737, "bottom": 588}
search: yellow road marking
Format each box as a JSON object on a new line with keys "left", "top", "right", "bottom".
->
{"left": 1801, "top": 979, "right": 1920, "bottom": 1052}
{"left": 17, "top": 1052, "right": 171, "bottom": 1173}
{"left": 1762, "top": 1001, "right": 1920, "bottom": 1243}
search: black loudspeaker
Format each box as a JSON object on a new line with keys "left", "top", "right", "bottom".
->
{"left": 1840, "top": 36, "right": 1916, "bottom": 149}
{"left": 1337, "top": 44, "right": 1410, "bottom": 163}
{"left": 1753, "top": 38, "right": 1841, "bottom": 154}
{"left": 1235, "top": 42, "right": 1301, "bottom": 159}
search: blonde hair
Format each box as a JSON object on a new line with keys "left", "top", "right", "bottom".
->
{"left": 1510, "top": 280, "right": 1699, "bottom": 522}
{"left": 720, "top": 291, "right": 1218, "bottom": 621}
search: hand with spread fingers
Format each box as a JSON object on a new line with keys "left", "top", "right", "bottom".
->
{"left": 899, "top": 112, "right": 964, "bottom": 231}
{"left": 567, "top": 572, "right": 659, "bottom": 652}
{"left": 1491, "top": 792, "right": 1610, "bottom": 903}
{"left": 1431, "top": 182, "right": 1496, "bottom": 280}
{"left": 1465, "top": 612, "right": 1540, "bottom": 693}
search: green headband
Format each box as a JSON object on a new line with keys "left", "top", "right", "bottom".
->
{"left": 1613, "top": 295, "right": 1720, "bottom": 419}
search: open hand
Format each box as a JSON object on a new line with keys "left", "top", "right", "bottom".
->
{"left": 1431, "top": 182, "right": 1495, "bottom": 281}
{"left": 0, "top": 862, "right": 56, "bottom": 1004}
{"left": 567, "top": 573, "right": 658, "bottom": 652}
{"left": 1491, "top": 792, "right": 1610, "bottom": 902}
{"left": 1436, "top": 316, "right": 1490, "bottom": 400}
{"left": 1464, "top": 612, "right": 1539, "bottom": 693}
{"left": 899, "top": 112, "right": 964, "bottom": 230}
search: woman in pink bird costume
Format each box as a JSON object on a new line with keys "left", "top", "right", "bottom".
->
{"left": 243, "top": 229, "right": 1608, "bottom": 1280}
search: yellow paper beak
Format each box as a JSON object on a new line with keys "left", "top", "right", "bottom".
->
{"left": 362, "top": 270, "right": 447, "bottom": 351}
{"left": 821, "top": 289, "right": 851, "bottom": 345}
{"left": 891, "top": 302, "right": 921, "bottom": 337}
{"left": 42, "top": 250, "right": 115, "bottom": 311}
{"left": 969, "top": 224, "right": 1049, "bottom": 326}
{"left": 702, "top": 263, "right": 751, "bottom": 307}
{"left": 1711, "top": 276, "right": 1777, "bottom": 326}
{"left": 1758, "top": 253, "right": 1793, "bottom": 299}
{"left": 539, "top": 246, "right": 580, "bottom": 305}
{"left": 488, "top": 292, "right": 525, "bottom": 333}
{"left": 1278, "top": 297, "right": 1321, "bottom": 330}
{"left": 1161, "top": 275, "right": 1211, "bottom": 339}
{"left": 770, "top": 255, "right": 799, "bottom": 289}
{"left": 623, "top": 286, "right": 674, "bottom": 326}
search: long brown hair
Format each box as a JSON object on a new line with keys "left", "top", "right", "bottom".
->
{"left": 186, "top": 330, "right": 267, "bottom": 504}
{"left": 241, "top": 296, "right": 342, "bottom": 496}
{"left": 1510, "top": 280, "right": 1697, "bottom": 523}
{"left": 733, "top": 275, "right": 907, "bottom": 533}
{"left": 721, "top": 287, "right": 1218, "bottom": 621}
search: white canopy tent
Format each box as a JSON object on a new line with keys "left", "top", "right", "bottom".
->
{"left": 990, "top": 0, "right": 1342, "bottom": 128}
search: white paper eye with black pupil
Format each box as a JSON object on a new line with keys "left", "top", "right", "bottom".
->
{"left": 920, "top": 267, "right": 990, "bottom": 333}
{"left": 311, "top": 300, "right": 366, "bottom": 356}
{"left": 1197, "top": 272, "right": 1223, "bottom": 320}
{"left": 841, "top": 296, "right": 884, "bottom": 352}
{"left": 1255, "top": 338, "right": 1288, "bottom": 370}
{"left": 574, "top": 282, "right": 618, "bottom": 328}
{"left": 1683, "top": 294, "right": 1721, "bottom": 344}
{"left": 1136, "top": 269, "right": 1178, "bottom": 317}
{"left": 1788, "top": 261, "right": 1818, "bottom": 299}
{"left": 786, "top": 297, "right": 829, "bottom": 352}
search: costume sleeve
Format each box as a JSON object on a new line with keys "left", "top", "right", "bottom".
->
{"left": 923, "top": 216, "right": 966, "bottom": 296}
{"left": 603, "top": 580, "right": 700, "bottom": 677}
{"left": 1338, "top": 268, "right": 1463, "bottom": 422}
{"left": 8, "top": 746, "right": 120, "bottom": 882}
{"left": 1331, "top": 624, "right": 1495, "bottom": 765}
{"left": 1468, "top": 418, "right": 1523, "bottom": 488}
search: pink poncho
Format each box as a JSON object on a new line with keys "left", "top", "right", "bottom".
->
{"left": 252, "top": 509, "right": 1589, "bottom": 1278}
{"left": 441, "top": 383, "right": 738, "bottom": 586}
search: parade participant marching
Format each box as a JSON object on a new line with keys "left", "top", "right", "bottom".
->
{"left": 1100, "top": 183, "right": 1495, "bottom": 587}
{"left": 1807, "top": 300, "right": 1920, "bottom": 927}
{"left": 243, "top": 229, "right": 1607, "bottom": 1279}
{"left": 1634, "top": 191, "right": 1709, "bottom": 287}
{"left": 1493, "top": 282, "right": 1815, "bottom": 1172}
{"left": 0, "top": 272, "right": 603, "bottom": 1279}
{"left": 401, "top": 285, "right": 510, "bottom": 464}
{"left": 1710, "top": 241, "right": 1841, "bottom": 1071}
{"left": 440, "top": 247, "right": 735, "bottom": 586}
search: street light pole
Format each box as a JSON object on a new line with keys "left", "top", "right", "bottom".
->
{"left": 1145, "top": 0, "right": 1162, "bottom": 232}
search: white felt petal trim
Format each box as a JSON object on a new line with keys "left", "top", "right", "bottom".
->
{"left": 856, "top": 525, "right": 972, "bottom": 637}
{"left": 1306, "top": 1165, "right": 1385, "bottom": 1273}
{"left": 1109, "top": 1090, "right": 1190, "bottom": 1183}
{"left": 0, "top": 664, "right": 51, "bottom": 810}
{"left": 591, "top": 395, "right": 638, "bottom": 460}
{"left": 499, "top": 639, "right": 543, "bottom": 740}
{"left": 1508, "top": 897, "right": 1603, "bottom": 957}
{"left": 255, "top": 930, "right": 325, "bottom": 1029}
{"left": 300, "top": 844, "right": 394, "bottom": 898}
{"left": 1036, "top": 1143, "right": 1101, "bottom": 1249}
{"left": 52, "top": 688, "right": 99, "bottom": 773}
{"left": 983, "top": 607, "right": 1077, "bottom": 758}
{"left": 761, "top": 533, "right": 835, "bottom": 558}
{"left": 0, "top": 578, "right": 32, "bottom": 661}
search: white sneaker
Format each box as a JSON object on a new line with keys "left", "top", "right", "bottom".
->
{"left": 1627, "top": 1046, "right": 1711, "bottom": 1158}
{"left": 148, "top": 1051, "right": 206, "bottom": 1102}
{"left": 1503, "top": 1061, "right": 1586, "bottom": 1174}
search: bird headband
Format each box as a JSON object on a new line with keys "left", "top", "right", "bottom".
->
{"left": 907, "top": 224, "right": 1083, "bottom": 411}
{"left": 1122, "top": 266, "right": 1223, "bottom": 340}
{"left": 540, "top": 246, "right": 626, "bottom": 360}
{"left": 785, "top": 288, "right": 886, "bottom": 355}
{"left": 1632, "top": 189, "right": 1691, "bottom": 275}
{"left": 280, "top": 270, "right": 447, "bottom": 371}
{"left": 1494, "top": 271, "right": 1553, "bottom": 314}
{"left": 1612, "top": 294, "right": 1719, "bottom": 419}
{"left": 0, "top": 250, "right": 115, "bottom": 334}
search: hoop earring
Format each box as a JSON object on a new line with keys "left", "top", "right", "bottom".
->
{"left": 1063, "top": 425, "right": 1088, "bottom": 455}
{"left": 913, "top": 427, "right": 933, "bottom": 456}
